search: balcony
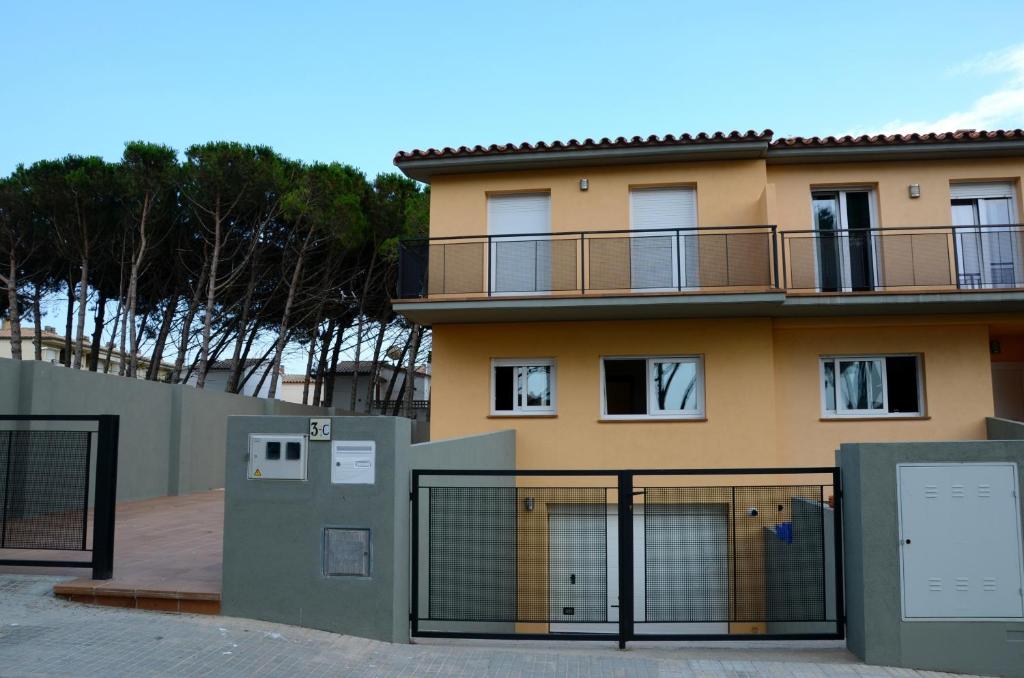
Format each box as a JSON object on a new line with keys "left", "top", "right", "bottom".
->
{"left": 398, "top": 226, "right": 779, "bottom": 299}
{"left": 394, "top": 225, "right": 1024, "bottom": 324}
{"left": 781, "top": 225, "right": 1024, "bottom": 293}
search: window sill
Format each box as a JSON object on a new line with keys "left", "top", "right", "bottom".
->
{"left": 599, "top": 416, "right": 707, "bottom": 423}
{"left": 819, "top": 415, "right": 930, "bottom": 422}
{"left": 487, "top": 413, "right": 558, "bottom": 419}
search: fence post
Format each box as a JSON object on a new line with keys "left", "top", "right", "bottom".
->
{"left": 617, "top": 471, "right": 634, "bottom": 649}
{"left": 950, "top": 226, "right": 962, "bottom": 289}
{"left": 91, "top": 415, "right": 119, "bottom": 580}
{"left": 771, "top": 225, "right": 780, "bottom": 289}
{"left": 832, "top": 468, "right": 846, "bottom": 638}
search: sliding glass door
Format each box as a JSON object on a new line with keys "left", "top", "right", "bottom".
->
{"left": 812, "top": 189, "right": 877, "bottom": 292}
{"left": 951, "top": 184, "right": 1022, "bottom": 289}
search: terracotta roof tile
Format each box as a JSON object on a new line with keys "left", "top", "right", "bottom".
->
{"left": 394, "top": 129, "right": 774, "bottom": 163}
{"left": 771, "top": 128, "right": 1024, "bottom": 148}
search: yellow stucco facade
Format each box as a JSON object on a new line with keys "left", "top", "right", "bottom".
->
{"left": 402, "top": 144, "right": 1024, "bottom": 469}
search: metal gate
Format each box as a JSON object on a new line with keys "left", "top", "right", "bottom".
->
{"left": 411, "top": 467, "right": 843, "bottom": 647}
{"left": 0, "top": 415, "right": 119, "bottom": 579}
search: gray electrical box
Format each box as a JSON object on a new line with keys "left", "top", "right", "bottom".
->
{"left": 323, "top": 528, "right": 371, "bottom": 577}
{"left": 247, "top": 434, "right": 307, "bottom": 480}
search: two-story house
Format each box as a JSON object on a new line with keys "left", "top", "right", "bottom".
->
{"left": 391, "top": 129, "right": 1024, "bottom": 472}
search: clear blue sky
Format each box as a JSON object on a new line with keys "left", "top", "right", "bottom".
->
{"left": 2, "top": 0, "right": 1024, "bottom": 178}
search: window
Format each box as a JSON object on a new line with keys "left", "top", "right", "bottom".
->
{"left": 487, "top": 193, "right": 552, "bottom": 294}
{"left": 821, "top": 355, "right": 923, "bottom": 418}
{"left": 491, "top": 359, "right": 555, "bottom": 415}
{"left": 950, "top": 182, "right": 1022, "bottom": 289}
{"left": 601, "top": 356, "right": 704, "bottom": 419}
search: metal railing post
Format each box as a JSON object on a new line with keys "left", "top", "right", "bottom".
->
{"left": 951, "top": 226, "right": 962, "bottom": 289}
{"left": 676, "top": 229, "right": 683, "bottom": 291}
{"left": 580, "top": 233, "right": 585, "bottom": 294}
{"left": 780, "top": 232, "right": 789, "bottom": 290}
{"left": 771, "top": 225, "right": 780, "bottom": 289}
{"left": 91, "top": 415, "right": 119, "bottom": 580}
{"left": 410, "top": 470, "right": 420, "bottom": 638}
{"left": 832, "top": 468, "right": 846, "bottom": 638}
{"left": 487, "top": 235, "right": 493, "bottom": 297}
{"left": 616, "top": 471, "right": 634, "bottom": 649}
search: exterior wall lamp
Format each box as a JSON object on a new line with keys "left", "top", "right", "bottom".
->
{"left": 579, "top": 178, "right": 589, "bottom": 191}
{"left": 908, "top": 183, "right": 921, "bottom": 199}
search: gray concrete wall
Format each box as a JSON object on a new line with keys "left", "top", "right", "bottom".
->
{"left": 0, "top": 357, "right": 340, "bottom": 502}
{"left": 838, "top": 441, "right": 1024, "bottom": 677}
{"left": 988, "top": 416, "right": 1024, "bottom": 440}
{"left": 221, "top": 416, "right": 514, "bottom": 643}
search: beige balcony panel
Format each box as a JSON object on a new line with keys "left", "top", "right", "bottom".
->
{"left": 550, "top": 239, "right": 580, "bottom": 292}
{"left": 429, "top": 242, "right": 484, "bottom": 295}
{"left": 726, "top": 232, "right": 772, "bottom": 287}
{"left": 588, "top": 238, "right": 630, "bottom": 290}
{"left": 788, "top": 238, "right": 817, "bottom": 290}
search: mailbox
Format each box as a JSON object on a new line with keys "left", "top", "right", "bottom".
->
{"left": 331, "top": 441, "right": 376, "bottom": 485}
{"left": 248, "top": 434, "right": 307, "bottom": 480}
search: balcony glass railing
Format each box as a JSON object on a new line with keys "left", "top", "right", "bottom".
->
{"left": 781, "top": 225, "right": 1024, "bottom": 292}
{"left": 396, "top": 224, "right": 1024, "bottom": 299}
{"left": 397, "top": 226, "right": 779, "bottom": 298}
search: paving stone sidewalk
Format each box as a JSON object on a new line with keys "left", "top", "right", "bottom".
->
{"left": 0, "top": 575, "right": 984, "bottom": 677}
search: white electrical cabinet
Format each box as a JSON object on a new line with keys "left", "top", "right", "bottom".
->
{"left": 247, "top": 434, "right": 307, "bottom": 481}
{"left": 897, "top": 463, "right": 1024, "bottom": 620}
{"left": 331, "top": 441, "right": 376, "bottom": 485}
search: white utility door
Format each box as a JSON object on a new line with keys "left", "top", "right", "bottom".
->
{"left": 629, "top": 187, "right": 697, "bottom": 290}
{"left": 951, "top": 182, "right": 1022, "bottom": 288}
{"left": 487, "top": 193, "right": 551, "bottom": 294}
{"left": 549, "top": 505, "right": 729, "bottom": 634}
{"left": 897, "top": 463, "right": 1024, "bottom": 619}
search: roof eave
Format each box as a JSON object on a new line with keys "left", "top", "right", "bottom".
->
{"left": 394, "top": 141, "right": 771, "bottom": 183}
{"left": 767, "top": 140, "right": 1024, "bottom": 164}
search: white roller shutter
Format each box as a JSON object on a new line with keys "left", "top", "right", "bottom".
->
{"left": 629, "top": 187, "right": 697, "bottom": 289}
{"left": 950, "top": 182, "right": 1015, "bottom": 200}
{"left": 487, "top": 193, "right": 551, "bottom": 293}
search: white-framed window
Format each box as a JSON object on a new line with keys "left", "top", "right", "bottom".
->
{"left": 601, "top": 356, "right": 704, "bottom": 420}
{"left": 820, "top": 354, "right": 924, "bottom": 418}
{"left": 491, "top": 358, "right": 556, "bottom": 415}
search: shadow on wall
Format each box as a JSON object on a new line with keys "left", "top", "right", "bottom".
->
{"left": 0, "top": 357, "right": 347, "bottom": 502}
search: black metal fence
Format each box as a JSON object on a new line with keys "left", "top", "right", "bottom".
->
{"left": 781, "top": 225, "right": 1024, "bottom": 292}
{"left": 411, "top": 467, "right": 843, "bottom": 647}
{"left": 0, "top": 415, "right": 119, "bottom": 579}
{"left": 398, "top": 226, "right": 779, "bottom": 298}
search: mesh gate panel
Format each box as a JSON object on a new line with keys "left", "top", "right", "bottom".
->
{"left": 644, "top": 489, "right": 731, "bottom": 622}
{"left": 0, "top": 430, "right": 91, "bottom": 550}
{"left": 426, "top": 486, "right": 609, "bottom": 624}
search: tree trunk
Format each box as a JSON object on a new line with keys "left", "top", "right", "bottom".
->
{"left": 312, "top": 319, "right": 335, "bottom": 407}
{"left": 62, "top": 275, "right": 74, "bottom": 366}
{"left": 226, "top": 266, "right": 258, "bottom": 393}
{"left": 172, "top": 271, "right": 206, "bottom": 383}
{"left": 4, "top": 249, "right": 21, "bottom": 360}
{"left": 364, "top": 320, "right": 387, "bottom": 413}
{"left": 147, "top": 296, "right": 178, "bottom": 380}
{"left": 267, "top": 227, "right": 312, "bottom": 399}
{"left": 127, "top": 193, "right": 150, "bottom": 379}
{"left": 117, "top": 286, "right": 129, "bottom": 376}
{"left": 348, "top": 251, "right": 378, "bottom": 411}
{"left": 324, "top": 322, "right": 345, "bottom": 408}
{"left": 73, "top": 257, "right": 89, "bottom": 369}
{"left": 87, "top": 291, "right": 107, "bottom": 371}
{"left": 381, "top": 332, "right": 410, "bottom": 405}
{"left": 196, "top": 202, "right": 221, "bottom": 389}
{"left": 302, "top": 332, "right": 317, "bottom": 405}
{"left": 31, "top": 285, "right": 42, "bottom": 361}
{"left": 403, "top": 324, "right": 423, "bottom": 418}
{"left": 247, "top": 342, "right": 279, "bottom": 398}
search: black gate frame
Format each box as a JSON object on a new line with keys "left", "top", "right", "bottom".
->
{"left": 0, "top": 415, "right": 119, "bottom": 580}
{"left": 411, "top": 466, "right": 844, "bottom": 648}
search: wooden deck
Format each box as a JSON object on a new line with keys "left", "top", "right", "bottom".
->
{"left": 1, "top": 490, "right": 224, "bottom": 614}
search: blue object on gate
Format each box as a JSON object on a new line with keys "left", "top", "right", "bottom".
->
{"left": 775, "top": 521, "right": 793, "bottom": 544}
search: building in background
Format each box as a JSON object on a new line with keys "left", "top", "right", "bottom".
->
{"left": 278, "top": 361, "right": 430, "bottom": 415}
{"left": 0, "top": 320, "right": 172, "bottom": 380}
{"left": 192, "top": 359, "right": 283, "bottom": 399}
